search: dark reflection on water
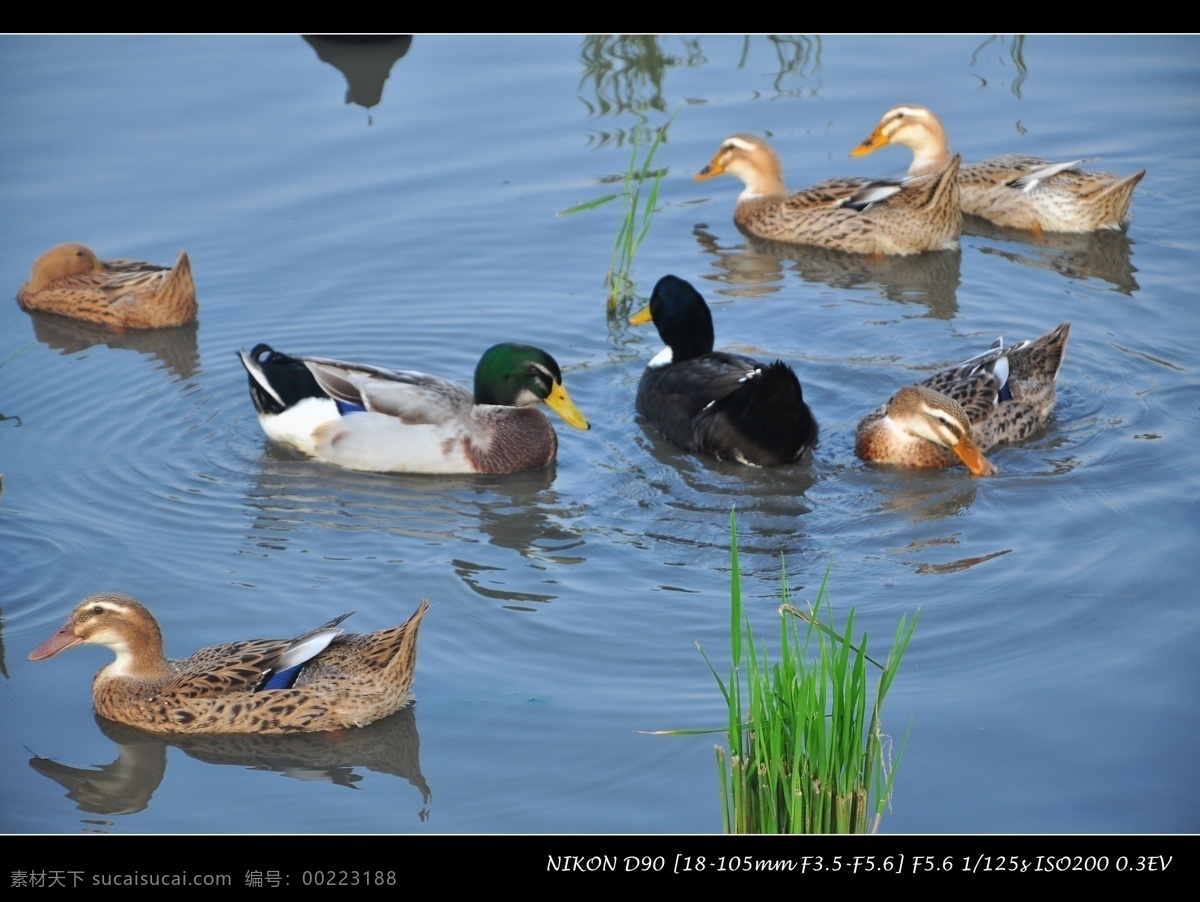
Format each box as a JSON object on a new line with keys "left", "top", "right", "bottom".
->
{"left": 577, "top": 35, "right": 704, "bottom": 123}
{"left": 239, "top": 455, "right": 587, "bottom": 604}
{"left": 0, "top": 605, "right": 9, "bottom": 680}
{"left": 966, "top": 216, "right": 1140, "bottom": 294}
{"left": 967, "top": 35, "right": 1029, "bottom": 98}
{"left": 860, "top": 474, "right": 979, "bottom": 521}
{"left": 302, "top": 35, "right": 412, "bottom": 111}
{"left": 31, "top": 707, "right": 429, "bottom": 822}
{"left": 24, "top": 312, "right": 201, "bottom": 380}
{"left": 243, "top": 456, "right": 571, "bottom": 547}
{"left": 692, "top": 225, "right": 963, "bottom": 317}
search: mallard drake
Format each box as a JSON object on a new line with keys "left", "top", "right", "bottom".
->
{"left": 856, "top": 322, "right": 1071, "bottom": 476}
{"left": 239, "top": 342, "right": 590, "bottom": 474}
{"left": 28, "top": 593, "right": 429, "bottom": 734}
{"left": 630, "top": 275, "right": 817, "bottom": 466}
{"left": 852, "top": 104, "right": 1145, "bottom": 234}
{"left": 16, "top": 243, "right": 197, "bottom": 328}
{"left": 695, "top": 133, "right": 962, "bottom": 255}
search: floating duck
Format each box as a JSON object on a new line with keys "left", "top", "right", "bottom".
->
{"left": 29, "top": 593, "right": 429, "bottom": 734}
{"left": 631, "top": 275, "right": 817, "bottom": 466}
{"left": 856, "top": 322, "right": 1071, "bottom": 475}
{"left": 239, "top": 342, "right": 590, "bottom": 474}
{"left": 852, "top": 104, "right": 1145, "bottom": 234}
{"left": 696, "top": 133, "right": 962, "bottom": 255}
{"left": 17, "top": 243, "right": 196, "bottom": 328}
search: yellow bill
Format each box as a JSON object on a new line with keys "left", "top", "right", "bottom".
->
{"left": 629, "top": 305, "right": 653, "bottom": 326}
{"left": 544, "top": 381, "right": 590, "bottom": 430}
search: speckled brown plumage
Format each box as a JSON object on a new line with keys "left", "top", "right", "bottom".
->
{"left": 17, "top": 243, "right": 197, "bottom": 328}
{"left": 29, "top": 593, "right": 429, "bottom": 734}
{"left": 696, "top": 133, "right": 962, "bottom": 255}
{"left": 856, "top": 323, "right": 1070, "bottom": 475}
{"left": 958, "top": 156, "right": 1144, "bottom": 233}
{"left": 853, "top": 104, "right": 1144, "bottom": 234}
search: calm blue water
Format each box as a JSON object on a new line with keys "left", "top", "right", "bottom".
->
{"left": 1, "top": 34, "right": 1197, "bottom": 835}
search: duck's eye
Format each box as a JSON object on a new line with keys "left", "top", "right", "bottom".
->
{"left": 91, "top": 605, "right": 104, "bottom": 615}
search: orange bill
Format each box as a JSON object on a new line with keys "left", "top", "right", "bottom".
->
{"left": 694, "top": 156, "right": 724, "bottom": 182}
{"left": 952, "top": 435, "right": 998, "bottom": 477}
{"left": 851, "top": 127, "right": 888, "bottom": 158}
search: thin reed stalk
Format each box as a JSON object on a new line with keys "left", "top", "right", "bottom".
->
{"left": 558, "top": 111, "right": 677, "bottom": 312}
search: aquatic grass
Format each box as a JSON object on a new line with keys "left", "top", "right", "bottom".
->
{"left": 559, "top": 110, "right": 677, "bottom": 313}
{"left": 1, "top": 344, "right": 33, "bottom": 368}
{"left": 704, "top": 512, "right": 917, "bottom": 833}
{"left": 1, "top": 344, "right": 33, "bottom": 429}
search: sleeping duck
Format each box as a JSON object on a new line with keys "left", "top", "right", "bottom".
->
{"left": 239, "top": 341, "right": 590, "bottom": 474}
{"left": 630, "top": 275, "right": 817, "bottom": 466}
{"left": 17, "top": 243, "right": 196, "bottom": 329}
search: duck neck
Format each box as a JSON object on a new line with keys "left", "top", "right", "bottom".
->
{"left": 102, "top": 620, "right": 173, "bottom": 682}
{"left": 738, "top": 163, "right": 787, "bottom": 199}
{"left": 905, "top": 121, "right": 952, "bottom": 178}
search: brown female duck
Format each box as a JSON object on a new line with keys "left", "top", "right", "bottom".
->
{"left": 695, "top": 132, "right": 962, "bottom": 255}
{"left": 17, "top": 243, "right": 197, "bottom": 328}
{"left": 856, "top": 323, "right": 1070, "bottom": 476}
{"left": 29, "top": 593, "right": 429, "bottom": 734}
{"left": 852, "top": 104, "right": 1145, "bottom": 234}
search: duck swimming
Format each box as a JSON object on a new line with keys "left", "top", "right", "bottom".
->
{"left": 239, "top": 342, "right": 590, "bottom": 474}
{"left": 631, "top": 275, "right": 817, "bottom": 466}
{"left": 855, "top": 322, "right": 1071, "bottom": 475}
{"left": 29, "top": 593, "right": 429, "bottom": 734}
{"left": 852, "top": 104, "right": 1144, "bottom": 234}
{"left": 695, "top": 132, "right": 962, "bottom": 255}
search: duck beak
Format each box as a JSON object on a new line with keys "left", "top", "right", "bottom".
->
{"left": 544, "top": 381, "right": 590, "bottom": 431}
{"left": 694, "top": 156, "right": 724, "bottom": 181}
{"left": 29, "top": 620, "right": 82, "bottom": 661}
{"left": 952, "top": 436, "right": 998, "bottom": 477}
{"left": 629, "top": 305, "right": 653, "bottom": 326}
{"left": 851, "top": 127, "right": 888, "bottom": 157}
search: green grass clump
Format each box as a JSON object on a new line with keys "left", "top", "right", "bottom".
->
{"left": 704, "top": 512, "right": 917, "bottom": 833}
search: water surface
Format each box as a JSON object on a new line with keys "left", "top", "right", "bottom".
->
{"left": 1, "top": 34, "right": 1197, "bottom": 834}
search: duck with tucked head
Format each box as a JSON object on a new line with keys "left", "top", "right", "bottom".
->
{"left": 17, "top": 243, "right": 196, "bottom": 328}
{"left": 630, "top": 275, "right": 817, "bottom": 466}
{"left": 695, "top": 132, "right": 962, "bottom": 255}
{"left": 28, "top": 593, "right": 429, "bottom": 734}
{"left": 852, "top": 104, "right": 1145, "bottom": 235}
{"left": 856, "top": 322, "right": 1071, "bottom": 476}
{"left": 239, "top": 342, "right": 590, "bottom": 474}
